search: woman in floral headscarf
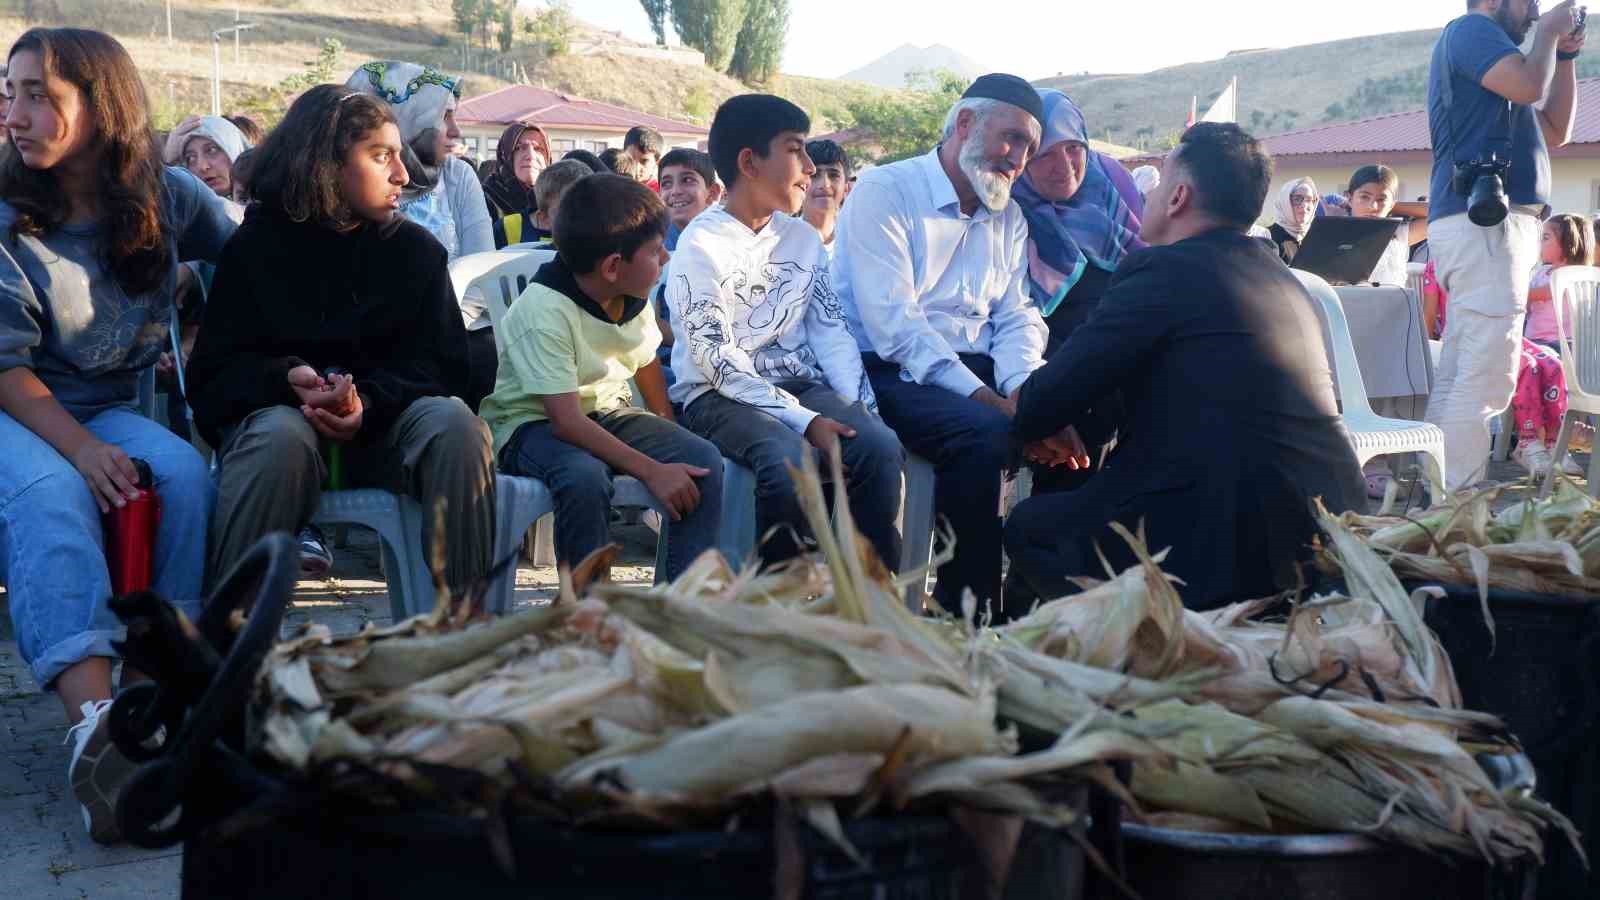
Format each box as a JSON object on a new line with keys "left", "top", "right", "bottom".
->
{"left": 1013, "top": 89, "right": 1146, "bottom": 354}
{"left": 346, "top": 61, "right": 492, "bottom": 263}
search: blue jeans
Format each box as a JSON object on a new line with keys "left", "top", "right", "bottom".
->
{"left": 866, "top": 353, "right": 1010, "bottom": 607}
{"left": 680, "top": 381, "right": 904, "bottom": 568}
{"left": 0, "top": 407, "right": 213, "bottom": 687}
{"left": 500, "top": 407, "right": 723, "bottom": 580}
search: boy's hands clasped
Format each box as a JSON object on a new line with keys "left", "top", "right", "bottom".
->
{"left": 288, "top": 366, "right": 365, "bottom": 442}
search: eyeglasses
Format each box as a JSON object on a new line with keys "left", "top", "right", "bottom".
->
{"left": 1289, "top": 195, "right": 1314, "bottom": 207}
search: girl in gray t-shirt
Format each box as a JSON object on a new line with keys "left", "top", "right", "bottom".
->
{"left": 0, "top": 27, "right": 234, "bottom": 845}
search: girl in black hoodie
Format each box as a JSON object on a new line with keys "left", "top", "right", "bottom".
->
{"left": 188, "top": 84, "right": 496, "bottom": 593}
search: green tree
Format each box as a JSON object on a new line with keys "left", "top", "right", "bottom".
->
{"left": 638, "top": 0, "right": 670, "bottom": 45}
{"left": 525, "top": 0, "right": 576, "bottom": 57}
{"left": 497, "top": 0, "right": 516, "bottom": 53}
{"left": 451, "top": 0, "right": 480, "bottom": 49}
{"left": 277, "top": 38, "right": 345, "bottom": 94}
{"left": 728, "top": 0, "right": 788, "bottom": 84}
{"left": 671, "top": 0, "right": 750, "bottom": 72}
{"left": 843, "top": 69, "right": 968, "bottom": 165}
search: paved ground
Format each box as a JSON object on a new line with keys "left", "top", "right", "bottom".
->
{"left": 0, "top": 523, "right": 660, "bottom": 900}
{"left": 0, "top": 457, "right": 1570, "bottom": 898}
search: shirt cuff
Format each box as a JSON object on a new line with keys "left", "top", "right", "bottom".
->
{"left": 998, "top": 371, "right": 1034, "bottom": 397}
{"left": 931, "top": 361, "right": 986, "bottom": 399}
{"left": 778, "top": 405, "right": 821, "bottom": 435}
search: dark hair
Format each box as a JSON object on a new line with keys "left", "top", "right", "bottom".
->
{"left": 225, "top": 113, "right": 264, "bottom": 145}
{"left": 1, "top": 29, "right": 169, "bottom": 296}
{"left": 1172, "top": 122, "right": 1273, "bottom": 229}
{"left": 476, "top": 158, "right": 499, "bottom": 182}
{"left": 534, "top": 159, "right": 592, "bottom": 211}
{"left": 659, "top": 147, "right": 716, "bottom": 185}
{"left": 562, "top": 148, "right": 606, "bottom": 173}
{"left": 1345, "top": 164, "right": 1398, "bottom": 197}
{"left": 624, "top": 125, "right": 663, "bottom": 155}
{"left": 230, "top": 147, "right": 257, "bottom": 201}
{"left": 597, "top": 147, "right": 623, "bottom": 171}
{"left": 555, "top": 173, "right": 668, "bottom": 275}
{"left": 247, "top": 84, "right": 398, "bottom": 232}
{"left": 805, "top": 139, "right": 851, "bottom": 178}
{"left": 1546, "top": 213, "right": 1596, "bottom": 266}
{"left": 709, "top": 94, "right": 810, "bottom": 188}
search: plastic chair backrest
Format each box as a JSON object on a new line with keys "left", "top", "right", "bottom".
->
{"left": 1406, "top": 262, "right": 1426, "bottom": 302}
{"left": 449, "top": 248, "right": 558, "bottom": 353}
{"left": 1550, "top": 265, "right": 1600, "bottom": 400}
{"left": 1291, "top": 269, "right": 1374, "bottom": 419}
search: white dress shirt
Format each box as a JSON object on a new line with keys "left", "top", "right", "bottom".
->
{"left": 831, "top": 148, "right": 1048, "bottom": 398}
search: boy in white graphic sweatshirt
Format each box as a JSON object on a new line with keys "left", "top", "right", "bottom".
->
{"left": 668, "top": 94, "right": 904, "bottom": 568}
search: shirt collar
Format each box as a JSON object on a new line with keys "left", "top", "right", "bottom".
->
{"left": 533, "top": 257, "right": 649, "bottom": 326}
{"left": 919, "top": 147, "right": 963, "bottom": 216}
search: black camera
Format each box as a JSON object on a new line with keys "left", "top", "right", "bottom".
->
{"left": 1452, "top": 154, "right": 1511, "bottom": 227}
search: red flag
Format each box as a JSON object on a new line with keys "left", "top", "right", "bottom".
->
{"left": 1185, "top": 96, "right": 1196, "bottom": 129}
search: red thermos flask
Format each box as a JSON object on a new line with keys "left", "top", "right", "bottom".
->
{"left": 104, "top": 458, "right": 161, "bottom": 596}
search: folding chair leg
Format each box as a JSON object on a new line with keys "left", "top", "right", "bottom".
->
{"left": 1540, "top": 411, "right": 1578, "bottom": 500}
{"left": 532, "top": 513, "right": 556, "bottom": 567}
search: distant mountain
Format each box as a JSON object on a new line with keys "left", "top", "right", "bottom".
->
{"left": 842, "top": 43, "right": 987, "bottom": 89}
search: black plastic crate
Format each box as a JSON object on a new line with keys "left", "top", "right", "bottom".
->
{"left": 1423, "top": 585, "right": 1600, "bottom": 900}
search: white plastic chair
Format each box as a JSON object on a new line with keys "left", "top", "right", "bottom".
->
{"left": 1539, "top": 265, "right": 1600, "bottom": 498}
{"left": 1406, "top": 261, "right": 1427, "bottom": 302}
{"left": 1293, "top": 270, "right": 1447, "bottom": 497}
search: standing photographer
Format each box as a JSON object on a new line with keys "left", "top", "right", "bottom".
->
{"left": 1426, "top": 0, "right": 1584, "bottom": 491}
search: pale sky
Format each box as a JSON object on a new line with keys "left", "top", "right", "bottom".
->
{"left": 571, "top": 0, "right": 1464, "bottom": 80}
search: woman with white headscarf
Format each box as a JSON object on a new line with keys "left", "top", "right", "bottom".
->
{"left": 1268, "top": 177, "right": 1317, "bottom": 266}
{"left": 346, "top": 61, "right": 492, "bottom": 263}
{"left": 163, "top": 115, "right": 250, "bottom": 207}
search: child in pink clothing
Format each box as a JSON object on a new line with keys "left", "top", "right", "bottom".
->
{"left": 1526, "top": 214, "right": 1594, "bottom": 349}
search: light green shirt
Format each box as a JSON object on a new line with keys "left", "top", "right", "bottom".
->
{"left": 480, "top": 276, "right": 662, "bottom": 454}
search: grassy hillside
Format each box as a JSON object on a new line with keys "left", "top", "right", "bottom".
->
{"left": 0, "top": 0, "right": 881, "bottom": 133}
{"left": 1037, "top": 29, "right": 1448, "bottom": 150}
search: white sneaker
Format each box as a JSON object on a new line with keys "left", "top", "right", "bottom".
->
{"left": 65, "top": 699, "right": 136, "bottom": 845}
{"left": 1513, "top": 441, "right": 1553, "bottom": 479}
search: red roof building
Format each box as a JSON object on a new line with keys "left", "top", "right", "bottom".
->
{"left": 454, "top": 85, "right": 708, "bottom": 161}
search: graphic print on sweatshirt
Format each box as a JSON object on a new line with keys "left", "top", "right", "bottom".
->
{"left": 666, "top": 208, "right": 876, "bottom": 433}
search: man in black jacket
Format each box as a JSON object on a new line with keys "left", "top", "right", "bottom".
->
{"left": 1004, "top": 123, "right": 1366, "bottom": 612}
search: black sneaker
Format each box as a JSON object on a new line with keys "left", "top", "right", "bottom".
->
{"left": 298, "top": 525, "right": 334, "bottom": 577}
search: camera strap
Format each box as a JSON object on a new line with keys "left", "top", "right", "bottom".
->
{"left": 1437, "top": 18, "right": 1516, "bottom": 162}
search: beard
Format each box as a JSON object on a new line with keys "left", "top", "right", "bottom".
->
{"left": 1497, "top": 2, "right": 1535, "bottom": 45}
{"left": 958, "top": 136, "right": 1016, "bottom": 213}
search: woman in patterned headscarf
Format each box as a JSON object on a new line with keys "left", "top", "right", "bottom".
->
{"left": 1013, "top": 89, "right": 1146, "bottom": 353}
{"left": 345, "top": 61, "right": 492, "bottom": 263}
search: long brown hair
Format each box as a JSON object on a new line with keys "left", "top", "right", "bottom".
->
{"left": 1546, "top": 213, "right": 1596, "bottom": 267}
{"left": 0, "top": 29, "right": 168, "bottom": 296}
{"left": 246, "top": 84, "right": 397, "bottom": 232}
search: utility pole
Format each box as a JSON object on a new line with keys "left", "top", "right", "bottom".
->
{"left": 166, "top": 0, "right": 173, "bottom": 45}
{"left": 234, "top": 8, "right": 241, "bottom": 64}
{"left": 210, "top": 23, "right": 255, "bottom": 116}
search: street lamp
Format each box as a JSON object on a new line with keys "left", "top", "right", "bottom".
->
{"left": 210, "top": 23, "right": 255, "bottom": 116}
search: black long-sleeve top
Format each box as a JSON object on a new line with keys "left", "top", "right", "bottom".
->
{"left": 186, "top": 205, "right": 471, "bottom": 447}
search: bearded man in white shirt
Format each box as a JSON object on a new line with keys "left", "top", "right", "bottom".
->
{"left": 833, "top": 74, "right": 1051, "bottom": 609}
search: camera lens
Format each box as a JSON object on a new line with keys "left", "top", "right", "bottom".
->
{"left": 1467, "top": 173, "right": 1509, "bottom": 227}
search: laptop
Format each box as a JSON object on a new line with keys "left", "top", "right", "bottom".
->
{"left": 1290, "top": 216, "right": 1404, "bottom": 286}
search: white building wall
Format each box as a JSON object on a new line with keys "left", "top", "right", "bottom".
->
{"left": 458, "top": 124, "right": 703, "bottom": 163}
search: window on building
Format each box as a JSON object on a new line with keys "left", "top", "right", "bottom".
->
{"left": 552, "top": 138, "right": 576, "bottom": 153}
{"left": 1591, "top": 179, "right": 1600, "bottom": 212}
{"left": 588, "top": 140, "right": 610, "bottom": 153}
